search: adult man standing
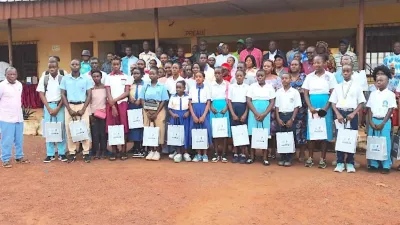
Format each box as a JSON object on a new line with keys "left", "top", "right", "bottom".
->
{"left": 263, "top": 40, "right": 287, "bottom": 67}
{"left": 199, "top": 53, "right": 215, "bottom": 83}
{"left": 215, "top": 44, "right": 237, "bottom": 68}
{"left": 193, "top": 40, "right": 211, "bottom": 63}
{"left": 37, "top": 62, "right": 67, "bottom": 163}
{"left": 302, "top": 46, "right": 316, "bottom": 75}
{"left": 80, "top": 50, "right": 92, "bottom": 74}
{"left": 101, "top": 52, "right": 114, "bottom": 74}
{"left": 232, "top": 39, "right": 245, "bottom": 60}
{"left": 84, "top": 57, "right": 107, "bottom": 84}
{"left": 60, "top": 59, "right": 93, "bottom": 163}
{"left": 176, "top": 47, "right": 186, "bottom": 64}
{"left": 122, "top": 46, "right": 138, "bottom": 75}
{"left": 155, "top": 46, "right": 163, "bottom": 67}
{"left": 139, "top": 41, "right": 157, "bottom": 69}
{"left": 0, "top": 67, "right": 29, "bottom": 168}
{"left": 334, "top": 39, "right": 358, "bottom": 71}
{"left": 189, "top": 45, "right": 199, "bottom": 63}
{"left": 286, "top": 40, "right": 299, "bottom": 62}
{"left": 240, "top": 37, "right": 263, "bottom": 68}
{"left": 288, "top": 40, "right": 307, "bottom": 63}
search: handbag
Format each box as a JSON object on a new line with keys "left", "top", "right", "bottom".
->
{"left": 231, "top": 124, "right": 250, "bottom": 147}
{"left": 211, "top": 114, "right": 228, "bottom": 138}
{"left": 167, "top": 118, "right": 185, "bottom": 146}
{"left": 108, "top": 125, "right": 125, "bottom": 146}
{"left": 251, "top": 123, "right": 269, "bottom": 150}
{"left": 45, "top": 116, "right": 63, "bottom": 143}
{"left": 94, "top": 109, "right": 106, "bottom": 119}
{"left": 308, "top": 113, "right": 327, "bottom": 140}
{"left": 191, "top": 124, "right": 208, "bottom": 150}
{"left": 276, "top": 127, "right": 295, "bottom": 154}
{"left": 127, "top": 108, "right": 144, "bottom": 129}
{"left": 143, "top": 84, "right": 160, "bottom": 110}
{"left": 143, "top": 120, "right": 160, "bottom": 147}
{"left": 366, "top": 131, "right": 388, "bottom": 161}
{"left": 391, "top": 129, "right": 400, "bottom": 160}
{"left": 69, "top": 117, "right": 90, "bottom": 142}
{"left": 335, "top": 120, "right": 358, "bottom": 154}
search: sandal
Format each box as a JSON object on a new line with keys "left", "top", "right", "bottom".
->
{"left": 120, "top": 154, "right": 128, "bottom": 161}
{"left": 15, "top": 158, "right": 30, "bottom": 164}
{"left": 246, "top": 158, "right": 254, "bottom": 164}
{"left": 2, "top": 161, "right": 12, "bottom": 168}
{"left": 109, "top": 154, "right": 116, "bottom": 161}
{"left": 263, "top": 160, "right": 270, "bottom": 166}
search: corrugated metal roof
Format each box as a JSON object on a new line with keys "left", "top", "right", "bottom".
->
{"left": 0, "top": 0, "right": 227, "bottom": 20}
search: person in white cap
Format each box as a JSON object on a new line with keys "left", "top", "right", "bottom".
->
{"left": 215, "top": 43, "right": 238, "bottom": 68}
{"left": 208, "top": 54, "right": 216, "bottom": 69}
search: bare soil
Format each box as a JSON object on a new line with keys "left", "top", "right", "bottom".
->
{"left": 1, "top": 136, "right": 400, "bottom": 225}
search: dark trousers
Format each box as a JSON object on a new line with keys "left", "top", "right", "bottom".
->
{"left": 91, "top": 117, "right": 107, "bottom": 154}
{"left": 336, "top": 109, "right": 358, "bottom": 164}
{"left": 278, "top": 112, "right": 294, "bottom": 162}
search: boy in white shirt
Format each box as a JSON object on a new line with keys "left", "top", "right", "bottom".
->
{"left": 366, "top": 66, "right": 397, "bottom": 174}
{"left": 275, "top": 73, "right": 302, "bottom": 167}
{"left": 330, "top": 64, "right": 366, "bottom": 173}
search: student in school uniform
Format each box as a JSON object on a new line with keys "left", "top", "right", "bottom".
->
{"left": 158, "top": 68, "right": 167, "bottom": 84}
{"left": 366, "top": 66, "right": 396, "bottom": 174}
{"left": 330, "top": 64, "right": 366, "bottom": 173}
{"left": 139, "top": 67, "right": 169, "bottom": 161}
{"left": 37, "top": 62, "right": 67, "bottom": 163}
{"left": 128, "top": 68, "right": 145, "bottom": 158}
{"left": 246, "top": 70, "right": 276, "bottom": 165}
{"left": 302, "top": 55, "right": 337, "bottom": 168}
{"left": 228, "top": 70, "right": 249, "bottom": 164}
{"left": 105, "top": 56, "right": 132, "bottom": 161}
{"left": 90, "top": 70, "right": 107, "bottom": 159}
{"left": 275, "top": 73, "right": 302, "bottom": 167}
{"left": 165, "top": 62, "right": 185, "bottom": 96}
{"left": 189, "top": 71, "right": 212, "bottom": 163}
{"left": 210, "top": 67, "right": 231, "bottom": 163}
{"left": 168, "top": 81, "right": 191, "bottom": 163}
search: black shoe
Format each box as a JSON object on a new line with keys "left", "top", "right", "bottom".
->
{"left": 50, "top": 156, "right": 56, "bottom": 161}
{"left": 239, "top": 155, "right": 247, "bottom": 164}
{"left": 68, "top": 154, "right": 76, "bottom": 163}
{"left": 232, "top": 154, "right": 239, "bottom": 163}
{"left": 43, "top": 156, "right": 53, "bottom": 163}
{"left": 381, "top": 168, "right": 390, "bottom": 174}
{"left": 83, "top": 154, "right": 91, "bottom": 163}
{"left": 58, "top": 155, "right": 68, "bottom": 162}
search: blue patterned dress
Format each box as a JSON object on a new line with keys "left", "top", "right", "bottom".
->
{"left": 290, "top": 73, "right": 307, "bottom": 145}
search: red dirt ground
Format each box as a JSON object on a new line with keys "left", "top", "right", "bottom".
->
{"left": 1, "top": 136, "right": 400, "bottom": 225}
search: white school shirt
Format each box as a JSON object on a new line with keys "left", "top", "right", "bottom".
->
{"left": 329, "top": 79, "right": 366, "bottom": 109}
{"left": 246, "top": 82, "right": 276, "bottom": 100}
{"left": 189, "top": 83, "right": 211, "bottom": 103}
{"left": 168, "top": 94, "right": 190, "bottom": 110}
{"left": 302, "top": 71, "right": 337, "bottom": 94}
{"left": 366, "top": 88, "right": 397, "bottom": 118}
{"left": 36, "top": 72, "right": 63, "bottom": 102}
{"left": 210, "top": 80, "right": 228, "bottom": 101}
{"left": 228, "top": 83, "right": 249, "bottom": 103}
{"left": 275, "top": 87, "right": 302, "bottom": 113}
{"left": 165, "top": 75, "right": 184, "bottom": 95}
{"left": 83, "top": 70, "right": 107, "bottom": 85}
{"left": 104, "top": 73, "right": 132, "bottom": 104}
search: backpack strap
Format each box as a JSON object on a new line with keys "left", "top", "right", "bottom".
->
{"left": 59, "top": 70, "right": 65, "bottom": 76}
{"left": 44, "top": 74, "right": 50, "bottom": 93}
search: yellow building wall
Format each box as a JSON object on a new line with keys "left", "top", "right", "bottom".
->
{"left": 0, "top": 3, "right": 399, "bottom": 75}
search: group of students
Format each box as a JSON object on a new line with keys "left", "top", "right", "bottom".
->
{"left": 0, "top": 42, "right": 397, "bottom": 174}
{"left": 25, "top": 50, "right": 394, "bottom": 175}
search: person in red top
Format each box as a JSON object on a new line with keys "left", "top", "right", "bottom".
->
{"left": 239, "top": 37, "right": 263, "bottom": 68}
{"left": 221, "top": 63, "right": 232, "bottom": 82}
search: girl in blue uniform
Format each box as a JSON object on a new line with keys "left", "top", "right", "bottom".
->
{"left": 128, "top": 68, "right": 145, "bottom": 157}
{"left": 366, "top": 66, "right": 396, "bottom": 174}
{"left": 302, "top": 55, "right": 337, "bottom": 168}
{"left": 189, "top": 71, "right": 212, "bottom": 162}
{"left": 228, "top": 70, "right": 249, "bottom": 163}
{"left": 246, "top": 69, "right": 276, "bottom": 165}
{"left": 168, "top": 81, "right": 191, "bottom": 163}
{"left": 210, "top": 67, "right": 231, "bottom": 163}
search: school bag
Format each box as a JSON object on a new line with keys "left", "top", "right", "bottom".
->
{"left": 44, "top": 70, "right": 64, "bottom": 93}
